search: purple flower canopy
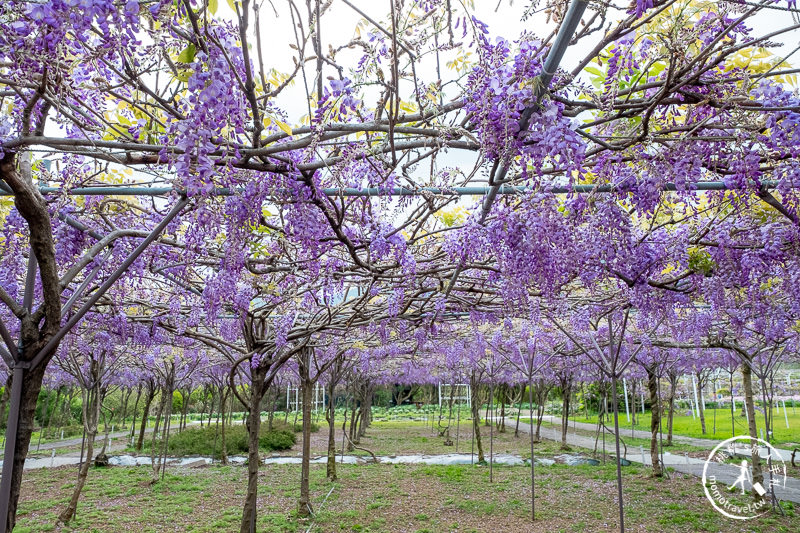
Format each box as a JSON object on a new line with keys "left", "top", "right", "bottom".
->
{"left": 0, "top": 0, "right": 799, "bottom": 388}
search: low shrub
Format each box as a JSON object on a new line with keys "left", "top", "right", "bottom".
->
{"left": 137, "top": 421, "right": 297, "bottom": 458}
{"left": 291, "top": 422, "right": 320, "bottom": 433}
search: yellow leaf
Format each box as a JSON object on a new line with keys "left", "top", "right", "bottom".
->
{"left": 275, "top": 119, "right": 293, "bottom": 136}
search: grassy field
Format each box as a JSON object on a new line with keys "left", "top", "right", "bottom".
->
{"left": 16, "top": 418, "right": 800, "bottom": 532}
{"left": 17, "top": 460, "right": 797, "bottom": 532}
{"left": 570, "top": 407, "right": 800, "bottom": 446}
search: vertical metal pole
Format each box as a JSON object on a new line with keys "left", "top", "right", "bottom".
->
{"left": 622, "top": 378, "right": 630, "bottom": 423}
{"left": 783, "top": 400, "right": 790, "bottom": 429}
{"left": 22, "top": 250, "right": 37, "bottom": 312}
{"left": 528, "top": 370, "right": 536, "bottom": 522}
{"left": 0, "top": 366, "right": 25, "bottom": 533}
{"left": 489, "top": 382, "right": 494, "bottom": 483}
{"left": 455, "top": 398, "right": 461, "bottom": 453}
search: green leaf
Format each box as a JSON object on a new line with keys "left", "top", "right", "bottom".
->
{"left": 177, "top": 44, "right": 197, "bottom": 64}
{"left": 209, "top": 0, "right": 218, "bottom": 15}
{"left": 584, "top": 66, "right": 604, "bottom": 77}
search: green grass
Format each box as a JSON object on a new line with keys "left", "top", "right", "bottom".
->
{"left": 15, "top": 453, "right": 799, "bottom": 533}
{"left": 570, "top": 407, "right": 800, "bottom": 446}
{"left": 537, "top": 418, "right": 708, "bottom": 454}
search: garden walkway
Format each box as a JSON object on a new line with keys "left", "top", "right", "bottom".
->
{"left": 513, "top": 417, "right": 800, "bottom": 505}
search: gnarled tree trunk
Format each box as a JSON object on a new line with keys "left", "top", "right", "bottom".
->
{"left": 136, "top": 383, "right": 156, "bottom": 451}
{"left": 297, "top": 347, "right": 314, "bottom": 518}
{"left": 59, "top": 361, "right": 103, "bottom": 523}
{"left": 470, "top": 373, "right": 484, "bottom": 463}
{"left": 741, "top": 358, "right": 764, "bottom": 500}
{"left": 240, "top": 363, "right": 267, "bottom": 533}
{"left": 646, "top": 366, "right": 662, "bottom": 477}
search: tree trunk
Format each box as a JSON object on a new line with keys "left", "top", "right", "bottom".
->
{"left": 646, "top": 367, "right": 662, "bottom": 477}
{"left": 666, "top": 374, "right": 676, "bottom": 446}
{"left": 470, "top": 374, "right": 485, "bottom": 463}
{"left": 59, "top": 365, "right": 103, "bottom": 524}
{"left": 136, "top": 385, "right": 155, "bottom": 451}
{"left": 560, "top": 383, "right": 571, "bottom": 449}
{"left": 149, "top": 387, "right": 168, "bottom": 480}
{"left": 129, "top": 385, "right": 142, "bottom": 441}
{"left": 119, "top": 387, "right": 131, "bottom": 431}
{"left": 741, "top": 359, "right": 764, "bottom": 500}
{"left": 297, "top": 349, "right": 314, "bottom": 518}
{"left": 3, "top": 362, "right": 49, "bottom": 532}
{"left": 697, "top": 373, "right": 707, "bottom": 435}
{"left": 181, "top": 388, "right": 191, "bottom": 431}
{"left": 240, "top": 363, "right": 267, "bottom": 533}
{"left": 326, "top": 381, "right": 337, "bottom": 481}
{"left": 268, "top": 387, "right": 278, "bottom": 430}
{"left": 219, "top": 387, "right": 229, "bottom": 465}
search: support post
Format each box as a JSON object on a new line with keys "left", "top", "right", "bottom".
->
{"left": 692, "top": 375, "right": 700, "bottom": 419}
{"left": 783, "top": 400, "right": 790, "bottom": 429}
{"left": 622, "top": 378, "right": 630, "bottom": 423}
{"left": 610, "top": 373, "right": 626, "bottom": 533}
{"left": 0, "top": 365, "right": 25, "bottom": 533}
{"left": 528, "top": 371, "right": 535, "bottom": 522}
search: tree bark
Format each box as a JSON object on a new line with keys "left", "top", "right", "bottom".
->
{"left": 646, "top": 367, "right": 662, "bottom": 477}
{"left": 1, "top": 151, "right": 66, "bottom": 532}
{"left": 3, "top": 362, "right": 49, "bottom": 531}
{"left": 470, "top": 374, "right": 485, "bottom": 463}
{"left": 741, "top": 358, "right": 764, "bottom": 500}
{"left": 666, "top": 373, "right": 677, "bottom": 446}
{"left": 59, "top": 361, "right": 103, "bottom": 523}
{"left": 560, "top": 380, "right": 572, "bottom": 449}
{"left": 326, "top": 380, "right": 337, "bottom": 481}
{"left": 297, "top": 348, "right": 314, "bottom": 518}
{"left": 136, "top": 384, "right": 155, "bottom": 451}
{"left": 240, "top": 363, "right": 266, "bottom": 533}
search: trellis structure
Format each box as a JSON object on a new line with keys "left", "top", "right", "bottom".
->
{"left": 437, "top": 383, "right": 471, "bottom": 409}
{"left": 285, "top": 383, "right": 324, "bottom": 413}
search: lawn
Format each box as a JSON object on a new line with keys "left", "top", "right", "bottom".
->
{"left": 16, "top": 420, "right": 799, "bottom": 532}
{"left": 17, "top": 460, "right": 797, "bottom": 532}
{"left": 569, "top": 407, "right": 800, "bottom": 446}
